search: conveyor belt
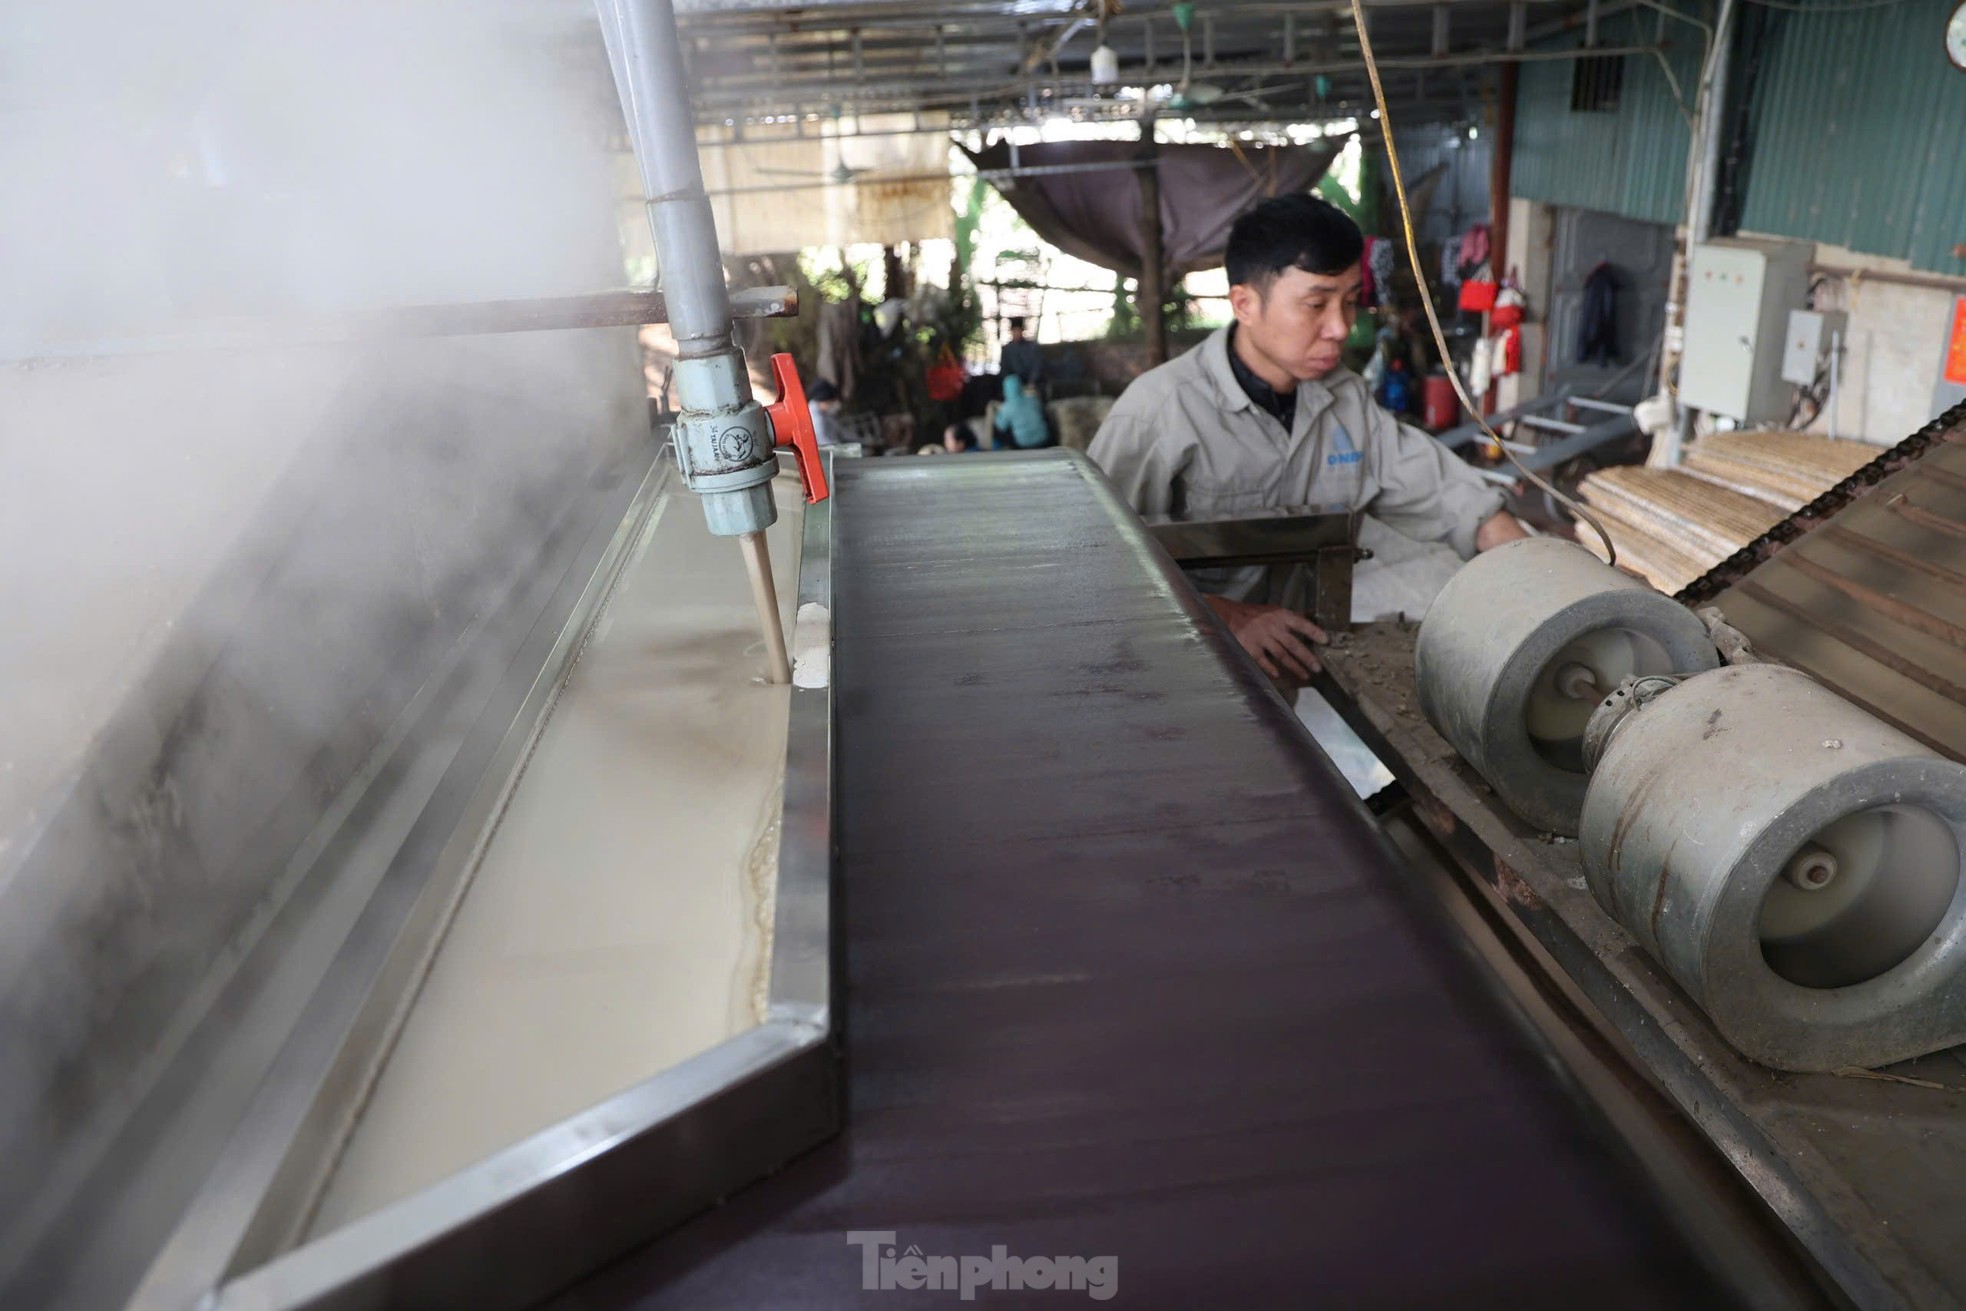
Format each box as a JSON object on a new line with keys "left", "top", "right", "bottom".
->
{"left": 1684, "top": 399, "right": 1966, "bottom": 766}
{"left": 550, "top": 451, "right": 1722, "bottom": 1308}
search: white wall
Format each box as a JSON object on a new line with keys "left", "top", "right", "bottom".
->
{"left": 1738, "top": 238, "right": 1962, "bottom": 445}
{"left": 1500, "top": 212, "right": 1965, "bottom": 444}
{"left": 1495, "top": 197, "right": 1553, "bottom": 411}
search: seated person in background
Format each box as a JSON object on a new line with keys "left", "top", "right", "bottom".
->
{"left": 999, "top": 316, "right": 1046, "bottom": 392}
{"left": 1087, "top": 194, "right": 1526, "bottom": 691}
{"left": 806, "top": 378, "right": 851, "bottom": 447}
{"left": 942, "top": 423, "right": 980, "bottom": 453}
{"left": 992, "top": 376, "right": 1052, "bottom": 450}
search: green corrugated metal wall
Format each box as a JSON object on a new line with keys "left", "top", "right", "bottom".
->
{"left": 1739, "top": 0, "right": 1966, "bottom": 275}
{"left": 1511, "top": 0, "right": 1966, "bottom": 274}
{"left": 1510, "top": 8, "right": 1702, "bottom": 226}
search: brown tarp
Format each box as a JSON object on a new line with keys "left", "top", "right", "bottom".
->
{"left": 965, "top": 137, "right": 1348, "bottom": 280}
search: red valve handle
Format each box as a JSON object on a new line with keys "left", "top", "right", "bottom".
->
{"left": 763, "top": 353, "right": 831, "bottom": 505}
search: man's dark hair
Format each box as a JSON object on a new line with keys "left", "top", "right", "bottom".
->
{"left": 807, "top": 377, "right": 840, "bottom": 403}
{"left": 1224, "top": 194, "right": 1365, "bottom": 293}
{"left": 1008, "top": 316, "right": 1027, "bottom": 332}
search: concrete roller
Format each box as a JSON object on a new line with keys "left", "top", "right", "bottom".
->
{"left": 1415, "top": 537, "right": 1719, "bottom": 836}
{"left": 1580, "top": 664, "right": 1966, "bottom": 1071}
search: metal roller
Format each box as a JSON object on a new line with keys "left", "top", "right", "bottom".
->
{"left": 1414, "top": 537, "right": 1719, "bottom": 836}
{"left": 1580, "top": 664, "right": 1966, "bottom": 1071}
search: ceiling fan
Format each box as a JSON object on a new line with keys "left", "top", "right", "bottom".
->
{"left": 752, "top": 160, "right": 874, "bottom": 185}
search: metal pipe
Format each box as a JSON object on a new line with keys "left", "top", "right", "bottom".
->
{"left": 1828, "top": 327, "right": 1841, "bottom": 442}
{"left": 677, "top": 0, "right": 1571, "bottom": 33}
{"left": 1809, "top": 261, "right": 1966, "bottom": 293}
{"left": 599, "top": 0, "right": 732, "bottom": 358}
{"left": 1689, "top": 0, "right": 1737, "bottom": 251}
{"left": 3, "top": 287, "right": 797, "bottom": 366}
{"left": 1492, "top": 61, "right": 1517, "bottom": 279}
{"left": 702, "top": 155, "right": 1162, "bottom": 201}
{"left": 1665, "top": 0, "right": 1737, "bottom": 467}
{"left": 1138, "top": 117, "right": 1168, "bottom": 366}
{"left": 598, "top": 0, "right": 780, "bottom": 540}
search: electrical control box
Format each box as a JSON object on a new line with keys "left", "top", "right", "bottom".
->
{"left": 1781, "top": 309, "right": 1846, "bottom": 386}
{"left": 1680, "top": 239, "right": 1813, "bottom": 424}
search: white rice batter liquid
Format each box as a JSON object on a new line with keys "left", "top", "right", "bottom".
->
{"left": 306, "top": 468, "right": 801, "bottom": 1234}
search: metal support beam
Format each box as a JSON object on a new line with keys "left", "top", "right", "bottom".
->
{"left": 1432, "top": 4, "right": 1450, "bottom": 57}
{"left": 685, "top": 43, "right": 1669, "bottom": 109}
{"left": 678, "top": 0, "right": 1568, "bottom": 28}
{"left": 1137, "top": 118, "right": 1167, "bottom": 368}
{"left": 1665, "top": 0, "right": 1741, "bottom": 467}
{"left": 1508, "top": 1, "right": 1526, "bottom": 51}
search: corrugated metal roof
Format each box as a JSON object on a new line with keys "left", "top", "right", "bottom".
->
{"left": 1740, "top": 0, "right": 1966, "bottom": 276}
{"left": 1510, "top": 8, "right": 1700, "bottom": 227}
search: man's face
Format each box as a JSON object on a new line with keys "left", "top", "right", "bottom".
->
{"left": 1229, "top": 263, "right": 1363, "bottom": 382}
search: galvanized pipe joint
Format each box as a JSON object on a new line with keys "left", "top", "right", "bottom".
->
{"left": 1414, "top": 538, "right": 1719, "bottom": 836}
{"left": 1579, "top": 664, "right": 1966, "bottom": 1071}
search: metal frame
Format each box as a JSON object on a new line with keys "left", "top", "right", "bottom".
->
{"left": 1434, "top": 387, "right": 1638, "bottom": 474}
{"left": 9, "top": 287, "right": 798, "bottom": 367}
{"left": 1145, "top": 511, "right": 1363, "bottom": 630}
{"left": 1320, "top": 623, "right": 1966, "bottom": 1310}
{"left": 669, "top": 0, "right": 1632, "bottom": 126}
{"left": 124, "top": 459, "right": 839, "bottom": 1311}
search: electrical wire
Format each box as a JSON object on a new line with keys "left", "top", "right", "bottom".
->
{"left": 1345, "top": 0, "right": 1619, "bottom": 566}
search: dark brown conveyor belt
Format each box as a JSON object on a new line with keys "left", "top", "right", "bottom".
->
{"left": 550, "top": 451, "right": 1724, "bottom": 1308}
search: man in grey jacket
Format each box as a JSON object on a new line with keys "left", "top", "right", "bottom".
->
{"left": 1089, "top": 194, "right": 1525, "bottom": 686}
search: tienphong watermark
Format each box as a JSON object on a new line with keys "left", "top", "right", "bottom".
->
{"left": 847, "top": 1231, "right": 1118, "bottom": 1301}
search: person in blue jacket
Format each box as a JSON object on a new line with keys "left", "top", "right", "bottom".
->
{"left": 992, "top": 375, "right": 1052, "bottom": 449}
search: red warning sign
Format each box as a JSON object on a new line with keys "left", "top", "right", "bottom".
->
{"left": 1949, "top": 297, "right": 1966, "bottom": 387}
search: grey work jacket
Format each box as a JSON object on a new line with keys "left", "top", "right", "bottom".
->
{"left": 1087, "top": 326, "right": 1504, "bottom": 613}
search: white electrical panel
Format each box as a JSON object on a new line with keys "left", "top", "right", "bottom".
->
{"left": 1680, "top": 239, "right": 1813, "bottom": 424}
{"left": 1781, "top": 309, "right": 1845, "bottom": 386}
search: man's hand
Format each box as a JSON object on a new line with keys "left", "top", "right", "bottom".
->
{"left": 1202, "top": 595, "right": 1328, "bottom": 684}
{"left": 1475, "top": 508, "right": 1531, "bottom": 552}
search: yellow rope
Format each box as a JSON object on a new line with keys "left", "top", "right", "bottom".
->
{"left": 1347, "top": 0, "right": 1619, "bottom": 566}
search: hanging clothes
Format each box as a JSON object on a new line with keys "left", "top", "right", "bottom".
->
{"left": 1363, "top": 236, "right": 1396, "bottom": 309}
{"left": 815, "top": 295, "right": 863, "bottom": 400}
{"left": 1469, "top": 335, "right": 1494, "bottom": 398}
{"left": 1578, "top": 263, "right": 1620, "bottom": 367}
{"left": 1439, "top": 236, "right": 1463, "bottom": 290}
